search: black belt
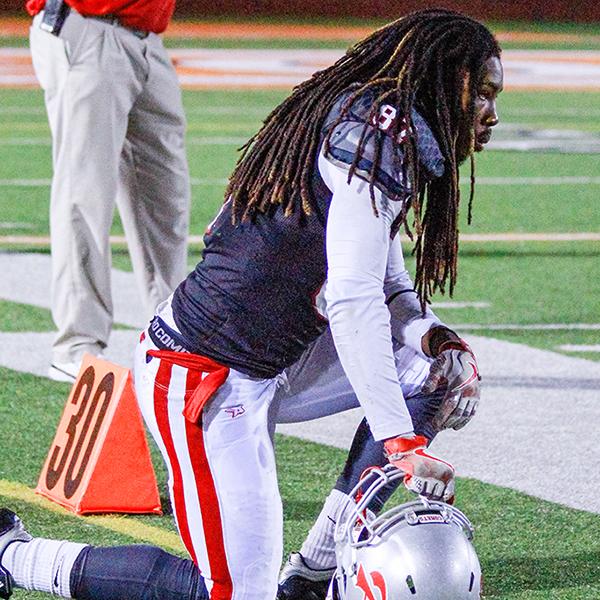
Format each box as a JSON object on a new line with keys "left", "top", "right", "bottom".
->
{"left": 148, "top": 316, "right": 191, "bottom": 353}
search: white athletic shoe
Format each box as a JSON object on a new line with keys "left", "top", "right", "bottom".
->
{"left": 47, "top": 360, "right": 81, "bottom": 383}
{"left": 48, "top": 353, "right": 106, "bottom": 383}
{"left": 277, "top": 553, "right": 335, "bottom": 600}
{"left": 0, "top": 509, "right": 33, "bottom": 599}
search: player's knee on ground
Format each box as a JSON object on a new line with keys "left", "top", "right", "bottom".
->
{"left": 71, "top": 545, "right": 207, "bottom": 600}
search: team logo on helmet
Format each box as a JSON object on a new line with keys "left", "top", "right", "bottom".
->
{"left": 355, "top": 564, "right": 387, "bottom": 600}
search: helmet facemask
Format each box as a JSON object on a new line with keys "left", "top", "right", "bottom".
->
{"left": 330, "top": 465, "right": 481, "bottom": 600}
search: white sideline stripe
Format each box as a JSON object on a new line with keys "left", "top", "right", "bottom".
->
{"left": 430, "top": 301, "right": 490, "bottom": 309}
{"left": 189, "top": 177, "right": 229, "bottom": 185}
{"left": 0, "top": 222, "right": 34, "bottom": 229}
{"left": 0, "top": 138, "right": 51, "bottom": 146}
{"left": 187, "top": 136, "right": 248, "bottom": 145}
{"left": 556, "top": 344, "right": 600, "bottom": 352}
{"left": 0, "top": 107, "right": 46, "bottom": 115}
{"left": 6, "top": 106, "right": 600, "bottom": 119}
{"left": 456, "top": 233, "right": 600, "bottom": 241}
{"left": 2, "top": 233, "right": 600, "bottom": 245}
{"left": 0, "top": 137, "right": 248, "bottom": 147}
{"left": 0, "top": 178, "right": 51, "bottom": 186}
{"left": 505, "top": 108, "right": 600, "bottom": 117}
{"left": 455, "top": 323, "right": 600, "bottom": 331}
{"left": 8, "top": 105, "right": 599, "bottom": 119}
{"left": 0, "top": 106, "right": 271, "bottom": 116}
{"left": 4, "top": 176, "right": 600, "bottom": 188}
{"left": 0, "top": 178, "right": 229, "bottom": 186}
{"left": 190, "top": 177, "right": 229, "bottom": 185}
{"left": 474, "top": 176, "right": 600, "bottom": 185}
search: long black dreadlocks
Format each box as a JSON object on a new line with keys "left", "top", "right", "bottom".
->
{"left": 224, "top": 9, "right": 501, "bottom": 307}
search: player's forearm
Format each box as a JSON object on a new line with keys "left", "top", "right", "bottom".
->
{"left": 326, "top": 274, "right": 414, "bottom": 441}
{"left": 387, "top": 287, "right": 443, "bottom": 356}
{"left": 384, "top": 236, "right": 443, "bottom": 356}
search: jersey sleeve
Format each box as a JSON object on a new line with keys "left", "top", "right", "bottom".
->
{"left": 319, "top": 151, "right": 415, "bottom": 441}
{"left": 384, "top": 237, "right": 444, "bottom": 357}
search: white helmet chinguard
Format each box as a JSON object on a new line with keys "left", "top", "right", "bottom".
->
{"left": 331, "top": 465, "right": 481, "bottom": 599}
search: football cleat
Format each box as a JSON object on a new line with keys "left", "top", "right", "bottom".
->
{"left": 277, "top": 553, "right": 334, "bottom": 600}
{"left": 0, "top": 568, "right": 11, "bottom": 600}
{"left": 48, "top": 354, "right": 106, "bottom": 383}
{"left": 0, "top": 509, "right": 33, "bottom": 599}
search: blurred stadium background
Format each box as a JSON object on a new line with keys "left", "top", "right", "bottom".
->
{"left": 1, "top": 0, "right": 600, "bottom": 20}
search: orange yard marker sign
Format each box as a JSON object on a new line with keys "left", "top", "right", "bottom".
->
{"left": 36, "top": 354, "right": 162, "bottom": 515}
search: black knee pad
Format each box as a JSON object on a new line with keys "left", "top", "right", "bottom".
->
{"left": 72, "top": 545, "right": 208, "bottom": 600}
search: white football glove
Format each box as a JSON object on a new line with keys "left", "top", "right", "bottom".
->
{"left": 383, "top": 435, "right": 455, "bottom": 502}
{"left": 422, "top": 339, "right": 481, "bottom": 431}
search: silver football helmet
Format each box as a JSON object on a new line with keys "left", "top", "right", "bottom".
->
{"left": 329, "top": 465, "right": 481, "bottom": 600}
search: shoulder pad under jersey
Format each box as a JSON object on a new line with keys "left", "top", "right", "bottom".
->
{"left": 321, "top": 88, "right": 444, "bottom": 201}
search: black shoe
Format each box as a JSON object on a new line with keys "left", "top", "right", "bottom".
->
{"left": 0, "top": 566, "right": 12, "bottom": 600}
{"left": 0, "top": 509, "right": 33, "bottom": 599}
{"left": 277, "top": 553, "right": 334, "bottom": 600}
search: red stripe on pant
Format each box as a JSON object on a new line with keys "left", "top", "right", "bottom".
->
{"left": 155, "top": 359, "right": 234, "bottom": 599}
{"left": 154, "top": 360, "right": 198, "bottom": 565}
{"left": 185, "top": 407, "right": 234, "bottom": 599}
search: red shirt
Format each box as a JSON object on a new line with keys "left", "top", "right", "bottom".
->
{"left": 26, "top": 0, "right": 176, "bottom": 34}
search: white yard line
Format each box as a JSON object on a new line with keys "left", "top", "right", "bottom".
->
{"left": 475, "top": 176, "right": 600, "bottom": 185}
{"left": 10, "top": 105, "right": 592, "bottom": 119}
{"left": 2, "top": 232, "right": 600, "bottom": 245}
{"left": 0, "top": 178, "right": 52, "bottom": 186}
{"left": 0, "top": 107, "right": 46, "bottom": 115}
{"left": 0, "top": 177, "right": 229, "bottom": 186}
{"left": 455, "top": 323, "right": 600, "bottom": 331}
{"left": 505, "top": 108, "right": 600, "bottom": 118}
{"left": 0, "top": 138, "right": 51, "bottom": 145}
{"left": 44, "top": 102, "right": 600, "bottom": 121}
{"left": 430, "top": 301, "right": 490, "bottom": 309}
{"left": 0, "top": 222, "right": 34, "bottom": 229}
{"left": 186, "top": 137, "right": 248, "bottom": 145}
{"left": 0, "top": 106, "right": 271, "bottom": 116}
{"left": 0, "top": 137, "right": 249, "bottom": 147}
{"left": 456, "top": 233, "right": 600, "bottom": 241}
{"left": 3, "top": 176, "right": 600, "bottom": 188}
{"left": 556, "top": 344, "right": 600, "bottom": 352}
{"left": 13, "top": 105, "right": 571, "bottom": 120}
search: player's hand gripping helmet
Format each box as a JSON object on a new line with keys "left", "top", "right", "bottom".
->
{"left": 329, "top": 465, "right": 481, "bottom": 600}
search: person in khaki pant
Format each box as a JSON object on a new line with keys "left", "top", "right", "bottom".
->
{"left": 27, "top": 0, "right": 190, "bottom": 381}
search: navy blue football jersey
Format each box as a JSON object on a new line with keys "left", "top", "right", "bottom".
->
{"left": 171, "top": 88, "right": 444, "bottom": 378}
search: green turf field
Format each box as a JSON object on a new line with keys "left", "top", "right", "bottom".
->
{"left": 0, "top": 25, "right": 599, "bottom": 600}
